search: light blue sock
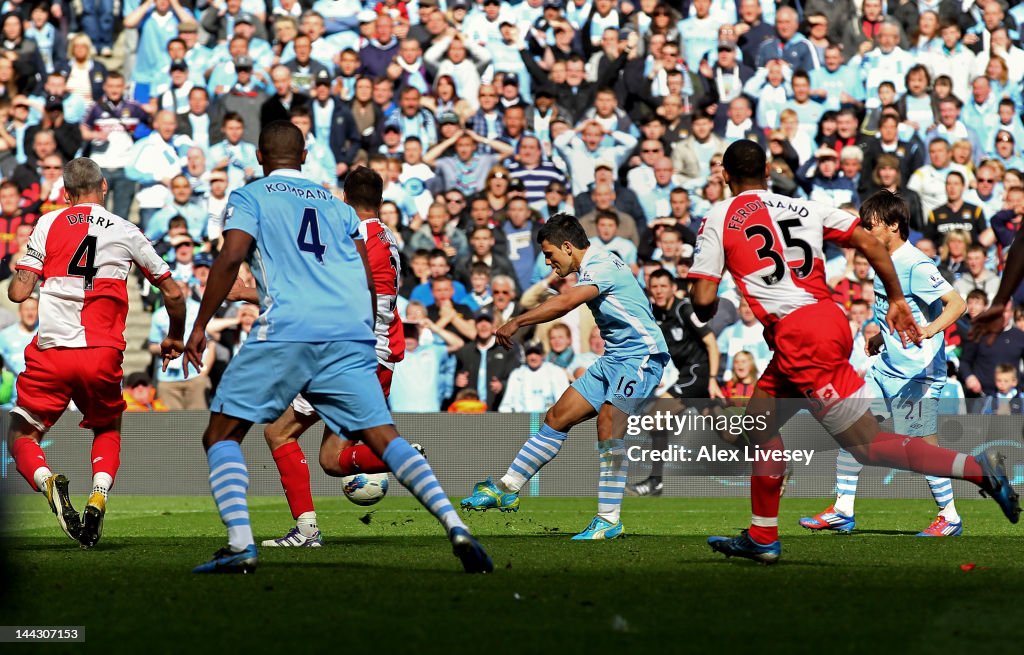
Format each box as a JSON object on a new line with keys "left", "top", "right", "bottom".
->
{"left": 500, "top": 424, "right": 567, "bottom": 493}
{"left": 926, "top": 475, "right": 959, "bottom": 521}
{"left": 383, "top": 437, "right": 466, "bottom": 535}
{"left": 207, "top": 441, "right": 253, "bottom": 550}
{"left": 833, "top": 448, "right": 862, "bottom": 516}
{"left": 596, "top": 439, "right": 627, "bottom": 524}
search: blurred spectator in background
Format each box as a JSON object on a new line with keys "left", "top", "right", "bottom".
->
{"left": 454, "top": 311, "right": 520, "bottom": 410}
{"left": 122, "top": 372, "right": 169, "bottom": 412}
{"left": 498, "top": 342, "right": 569, "bottom": 412}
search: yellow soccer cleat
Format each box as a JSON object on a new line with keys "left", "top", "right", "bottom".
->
{"left": 42, "top": 474, "right": 81, "bottom": 541}
{"left": 79, "top": 492, "right": 107, "bottom": 549}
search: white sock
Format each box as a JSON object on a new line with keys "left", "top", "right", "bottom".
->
{"left": 92, "top": 472, "right": 112, "bottom": 499}
{"left": 833, "top": 493, "right": 855, "bottom": 517}
{"left": 297, "top": 511, "right": 318, "bottom": 536}
{"left": 33, "top": 467, "right": 53, "bottom": 492}
{"left": 939, "top": 500, "right": 961, "bottom": 524}
{"left": 228, "top": 525, "right": 255, "bottom": 551}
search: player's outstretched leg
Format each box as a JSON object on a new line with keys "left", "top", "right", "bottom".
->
{"left": 80, "top": 422, "right": 122, "bottom": 548}
{"left": 460, "top": 424, "right": 567, "bottom": 513}
{"left": 799, "top": 448, "right": 858, "bottom": 533}
{"left": 262, "top": 403, "right": 322, "bottom": 548}
{"left": 8, "top": 413, "right": 80, "bottom": 541}
{"left": 840, "top": 414, "right": 1020, "bottom": 524}
{"left": 194, "top": 416, "right": 258, "bottom": 574}
{"left": 352, "top": 425, "right": 492, "bottom": 573}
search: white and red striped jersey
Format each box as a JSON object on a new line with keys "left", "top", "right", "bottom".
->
{"left": 358, "top": 218, "right": 405, "bottom": 367}
{"left": 690, "top": 190, "right": 859, "bottom": 344}
{"left": 16, "top": 203, "right": 171, "bottom": 350}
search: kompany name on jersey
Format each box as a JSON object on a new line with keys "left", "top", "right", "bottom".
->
{"left": 263, "top": 180, "right": 333, "bottom": 201}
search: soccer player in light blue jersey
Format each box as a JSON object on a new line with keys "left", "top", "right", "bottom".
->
{"left": 800, "top": 191, "right": 968, "bottom": 537}
{"left": 183, "top": 121, "right": 491, "bottom": 574}
{"left": 460, "top": 214, "right": 671, "bottom": 540}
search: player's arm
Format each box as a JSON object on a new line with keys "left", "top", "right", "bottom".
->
{"left": 847, "top": 226, "right": 922, "bottom": 347}
{"left": 185, "top": 229, "right": 254, "bottom": 375}
{"left": 970, "top": 231, "right": 1024, "bottom": 343}
{"left": 494, "top": 284, "right": 599, "bottom": 349}
{"left": 689, "top": 278, "right": 721, "bottom": 324}
{"left": 355, "top": 238, "right": 377, "bottom": 325}
{"left": 8, "top": 269, "right": 38, "bottom": 303}
{"left": 922, "top": 289, "right": 965, "bottom": 340}
{"left": 702, "top": 332, "right": 725, "bottom": 398}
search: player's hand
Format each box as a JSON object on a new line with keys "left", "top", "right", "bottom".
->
{"left": 708, "top": 378, "right": 725, "bottom": 400}
{"left": 865, "top": 332, "right": 885, "bottom": 356}
{"left": 494, "top": 319, "right": 519, "bottom": 350}
{"left": 184, "top": 328, "right": 207, "bottom": 379}
{"left": 968, "top": 301, "right": 1006, "bottom": 346}
{"left": 885, "top": 299, "right": 922, "bottom": 348}
{"left": 160, "top": 337, "right": 185, "bottom": 372}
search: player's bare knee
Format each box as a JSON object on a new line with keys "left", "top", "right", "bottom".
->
{"left": 318, "top": 446, "right": 343, "bottom": 477}
{"left": 263, "top": 425, "right": 288, "bottom": 450}
{"left": 543, "top": 407, "right": 569, "bottom": 433}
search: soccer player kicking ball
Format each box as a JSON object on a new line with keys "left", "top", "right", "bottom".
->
{"left": 184, "top": 122, "right": 491, "bottom": 574}
{"left": 6, "top": 158, "right": 186, "bottom": 548}
{"left": 800, "top": 192, "right": 968, "bottom": 537}
{"left": 242, "top": 167, "right": 409, "bottom": 548}
{"left": 689, "top": 141, "right": 1019, "bottom": 564}
{"left": 460, "top": 214, "right": 670, "bottom": 540}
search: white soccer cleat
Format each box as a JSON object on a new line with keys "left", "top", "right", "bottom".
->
{"left": 261, "top": 527, "right": 323, "bottom": 547}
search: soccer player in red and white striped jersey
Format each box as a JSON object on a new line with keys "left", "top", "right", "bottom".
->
{"left": 689, "top": 141, "right": 1019, "bottom": 564}
{"left": 227, "top": 166, "right": 407, "bottom": 547}
{"left": 6, "top": 158, "right": 187, "bottom": 548}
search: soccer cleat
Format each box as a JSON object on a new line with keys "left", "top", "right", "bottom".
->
{"left": 449, "top": 526, "right": 493, "bottom": 573}
{"left": 78, "top": 492, "right": 106, "bottom": 549}
{"left": 260, "top": 527, "right": 323, "bottom": 548}
{"left": 708, "top": 530, "right": 781, "bottom": 565}
{"left": 42, "top": 474, "right": 81, "bottom": 541}
{"left": 798, "top": 505, "right": 856, "bottom": 533}
{"left": 916, "top": 515, "right": 963, "bottom": 537}
{"left": 571, "top": 516, "right": 624, "bottom": 540}
{"left": 192, "top": 544, "right": 258, "bottom": 574}
{"left": 975, "top": 451, "right": 1021, "bottom": 524}
{"left": 459, "top": 478, "right": 520, "bottom": 512}
{"left": 625, "top": 477, "right": 663, "bottom": 497}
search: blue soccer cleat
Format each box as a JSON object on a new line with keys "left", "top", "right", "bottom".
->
{"left": 192, "top": 544, "right": 258, "bottom": 574}
{"left": 571, "top": 516, "right": 624, "bottom": 540}
{"left": 449, "top": 527, "right": 493, "bottom": 573}
{"left": 916, "top": 515, "right": 963, "bottom": 537}
{"left": 459, "top": 478, "right": 520, "bottom": 512}
{"left": 708, "top": 530, "right": 781, "bottom": 565}
{"left": 975, "top": 451, "right": 1021, "bottom": 524}
{"left": 798, "top": 505, "right": 856, "bottom": 533}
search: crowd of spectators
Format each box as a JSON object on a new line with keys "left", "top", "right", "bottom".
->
{"left": 0, "top": 0, "right": 1021, "bottom": 414}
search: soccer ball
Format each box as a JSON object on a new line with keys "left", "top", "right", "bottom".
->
{"left": 342, "top": 472, "right": 389, "bottom": 506}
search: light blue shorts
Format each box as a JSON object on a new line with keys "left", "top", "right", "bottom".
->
{"left": 864, "top": 369, "right": 944, "bottom": 437}
{"left": 571, "top": 353, "right": 669, "bottom": 415}
{"left": 210, "top": 339, "right": 392, "bottom": 433}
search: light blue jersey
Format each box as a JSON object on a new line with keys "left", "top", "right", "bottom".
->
{"left": 222, "top": 168, "right": 374, "bottom": 344}
{"left": 577, "top": 245, "right": 668, "bottom": 359}
{"left": 872, "top": 241, "right": 953, "bottom": 382}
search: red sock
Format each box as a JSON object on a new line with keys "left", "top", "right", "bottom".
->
{"left": 91, "top": 430, "right": 121, "bottom": 483}
{"left": 11, "top": 437, "right": 48, "bottom": 491}
{"left": 338, "top": 443, "right": 388, "bottom": 475}
{"left": 865, "top": 432, "right": 983, "bottom": 484}
{"left": 748, "top": 435, "right": 786, "bottom": 544}
{"left": 272, "top": 441, "right": 314, "bottom": 519}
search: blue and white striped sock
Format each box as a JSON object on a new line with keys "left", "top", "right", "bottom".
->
{"left": 383, "top": 437, "right": 466, "bottom": 535}
{"left": 596, "top": 439, "right": 627, "bottom": 524}
{"left": 927, "top": 476, "right": 960, "bottom": 522}
{"left": 500, "top": 424, "right": 567, "bottom": 493}
{"left": 833, "top": 448, "right": 862, "bottom": 516}
{"left": 207, "top": 441, "right": 253, "bottom": 551}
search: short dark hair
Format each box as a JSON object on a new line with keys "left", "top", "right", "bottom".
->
{"left": 859, "top": 189, "right": 909, "bottom": 241}
{"left": 722, "top": 139, "right": 767, "bottom": 183}
{"left": 428, "top": 248, "right": 448, "bottom": 262}
{"left": 595, "top": 209, "right": 619, "bottom": 225}
{"left": 345, "top": 166, "right": 384, "bottom": 212}
{"left": 222, "top": 111, "right": 244, "bottom": 127}
{"left": 946, "top": 170, "right": 965, "bottom": 184}
{"left": 258, "top": 120, "right": 305, "bottom": 161}
{"left": 536, "top": 212, "right": 589, "bottom": 249}
{"left": 649, "top": 268, "right": 674, "bottom": 284}
{"left": 966, "top": 288, "right": 988, "bottom": 303}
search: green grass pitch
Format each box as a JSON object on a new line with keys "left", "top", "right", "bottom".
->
{"left": 2, "top": 496, "right": 1021, "bottom": 653}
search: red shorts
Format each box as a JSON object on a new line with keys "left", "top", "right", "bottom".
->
{"left": 756, "top": 302, "right": 868, "bottom": 432}
{"left": 16, "top": 342, "right": 126, "bottom": 430}
{"left": 377, "top": 364, "right": 394, "bottom": 399}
